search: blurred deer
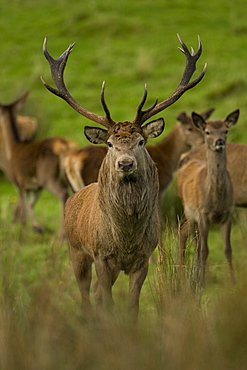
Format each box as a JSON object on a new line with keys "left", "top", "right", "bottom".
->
{"left": 177, "top": 110, "right": 239, "bottom": 285}
{"left": 0, "top": 111, "right": 37, "bottom": 175}
{"left": 0, "top": 92, "right": 78, "bottom": 240}
{"left": 0, "top": 109, "right": 38, "bottom": 224}
{"left": 42, "top": 34, "right": 206, "bottom": 320}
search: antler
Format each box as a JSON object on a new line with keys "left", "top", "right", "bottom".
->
{"left": 41, "top": 37, "right": 114, "bottom": 128}
{"left": 41, "top": 35, "right": 206, "bottom": 128}
{"left": 133, "top": 34, "right": 207, "bottom": 125}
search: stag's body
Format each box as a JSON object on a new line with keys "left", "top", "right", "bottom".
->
{"left": 65, "top": 123, "right": 162, "bottom": 319}
{"left": 178, "top": 110, "right": 239, "bottom": 284}
{"left": 0, "top": 95, "right": 78, "bottom": 237}
{"left": 42, "top": 34, "right": 206, "bottom": 319}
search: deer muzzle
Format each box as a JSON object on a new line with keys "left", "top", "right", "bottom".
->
{"left": 116, "top": 154, "right": 137, "bottom": 173}
{"left": 215, "top": 138, "right": 225, "bottom": 151}
{"left": 118, "top": 160, "right": 134, "bottom": 172}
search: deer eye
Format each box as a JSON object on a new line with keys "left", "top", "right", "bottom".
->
{"left": 107, "top": 141, "right": 113, "bottom": 148}
{"left": 139, "top": 139, "right": 145, "bottom": 146}
{"left": 225, "top": 130, "right": 228, "bottom": 134}
{"left": 205, "top": 130, "right": 210, "bottom": 135}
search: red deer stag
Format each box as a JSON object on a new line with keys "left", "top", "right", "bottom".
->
{"left": 42, "top": 34, "right": 206, "bottom": 320}
{"left": 177, "top": 110, "right": 239, "bottom": 285}
{"left": 0, "top": 92, "right": 78, "bottom": 239}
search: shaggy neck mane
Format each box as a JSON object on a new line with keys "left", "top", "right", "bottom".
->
{"left": 98, "top": 151, "right": 159, "bottom": 247}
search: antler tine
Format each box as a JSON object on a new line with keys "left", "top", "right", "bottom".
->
{"left": 41, "top": 37, "right": 112, "bottom": 128}
{"left": 177, "top": 34, "right": 203, "bottom": 86}
{"left": 100, "top": 81, "right": 115, "bottom": 126}
{"left": 41, "top": 37, "right": 75, "bottom": 97}
{"left": 138, "top": 35, "right": 206, "bottom": 124}
{"left": 134, "top": 84, "right": 158, "bottom": 125}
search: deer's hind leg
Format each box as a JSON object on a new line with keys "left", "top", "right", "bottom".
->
{"left": 69, "top": 246, "right": 94, "bottom": 315}
{"left": 178, "top": 217, "right": 189, "bottom": 264}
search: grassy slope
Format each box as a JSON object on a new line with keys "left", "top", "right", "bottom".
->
{"left": 1, "top": 0, "right": 247, "bottom": 368}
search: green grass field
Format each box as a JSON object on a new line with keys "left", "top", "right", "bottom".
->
{"left": 1, "top": 0, "right": 247, "bottom": 368}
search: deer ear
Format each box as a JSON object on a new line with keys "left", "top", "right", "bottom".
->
{"left": 11, "top": 91, "right": 29, "bottom": 111}
{"left": 84, "top": 126, "right": 108, "bottom": 144}
{"left": 224, "top": 109, "right": 240, "bottom": 128}
{"left": 191, "top": 112, "right": 206, "bottom": 131}
{"left": 176, "top": 112, "right": 188, "bottom": 124}
{"left": 142, "top": 118, "right": 165, "bottom": 139}
{"left": 200, "top": 107, "right": 215, "bottom": 120}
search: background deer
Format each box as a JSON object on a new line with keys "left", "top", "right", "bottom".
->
{"left": 42, "top": 34, "right": 206, "bottom": 320}
{"left": 179, "top": 142, "right": 247, "bottom": 208}
{"left": 0, "top": 109, "right": 38, "bottom": 225}
{"left": 0, "top": 111, "right": 37, "bottom": 175}
{"left": 177, "top": 110, "right": 239, "bottom": 285}
{"left": 0, "top": 92, "right": 78, "bottom": 240}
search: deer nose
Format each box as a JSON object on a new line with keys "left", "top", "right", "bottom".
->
{"left": 118, "top": 161, "right": 134, "bottom": 172}
{"left": 215, "top": 138, "right": 225, "bottom": 149}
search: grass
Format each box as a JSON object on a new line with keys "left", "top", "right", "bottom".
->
{"left": 1, "top": 0, "right": 247, "bottom": 368}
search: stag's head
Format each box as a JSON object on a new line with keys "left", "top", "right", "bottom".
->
{"left": 41, "top": 35, "right": 206, "bottom": 176}
{"left": 81, "top": 84, "right": 164, "bottom": 176}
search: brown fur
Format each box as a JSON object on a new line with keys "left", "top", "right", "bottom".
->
{"left": 177, "top": 110, "right": 239, "bottom": 285}
{"left": 65, "top": 119, "right": 164, "bottom": 321}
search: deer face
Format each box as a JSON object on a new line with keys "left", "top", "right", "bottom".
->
{"left": 177, "top": 112, "right": 204, "bottom": 148}
{"left": 84, "top": 118, "right": 164, "bottom": 177}
{"left": 192, "top": 110, "right": 240, "bottom": 152}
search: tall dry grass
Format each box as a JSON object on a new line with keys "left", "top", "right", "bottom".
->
{"left": 1, "top": 227, "right": 247, "bottom": 370}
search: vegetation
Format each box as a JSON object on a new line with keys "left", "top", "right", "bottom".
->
{"left": 1, "top": 0, "right": 247, "bottom": 368}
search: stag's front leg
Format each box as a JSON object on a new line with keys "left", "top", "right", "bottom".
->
{"left": 128, "top": 262, "right": 149, "bottom": 322}
{"left": 94, "top": 257, "right": 116, "bottom": 312}
{"left": 93, "top": 267, "right": 120, "bottom": 308}
{"left": 221, "top": 219, "right": 236, "bottom": 284}
{"left": 69, "top": 246, "right": 93, "bottom": 315}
